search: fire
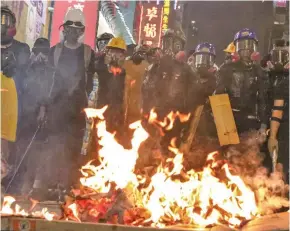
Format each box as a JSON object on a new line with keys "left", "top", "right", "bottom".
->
{"left": 1, "top": 196, "right": 57, "bottom": 221}
{"left": 1, "top": 196, "right": 15, "bottom": 215}
{"left": 1, "top": 106, "right": 288, "bottom": 228}
{"left": 76, "top": 106, "right": 259, "bottom": 228}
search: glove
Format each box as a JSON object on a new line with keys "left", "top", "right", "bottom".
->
{"left": 268, "top": 137, "right": 278, "bottom": 157}
{"left": 258, "top": 124, "right": 267, "bottom": 142}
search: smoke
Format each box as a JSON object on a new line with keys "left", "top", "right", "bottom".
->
{"left": 140, "top": 115, "right": 289, "bottom": 216}
{"left": 222, "top": 130, "right": 289, "bottom": 215}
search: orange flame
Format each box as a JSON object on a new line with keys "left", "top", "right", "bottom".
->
{"left": 79, "top": 107, "right": 260, "bottom": 228}
{"left": 1, "top": 106, "right": 288, "bottom": 228}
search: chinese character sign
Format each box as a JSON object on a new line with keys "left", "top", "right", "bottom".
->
{"left": 51, "top": 0, "right": 99, "bottom": 49}
{"left": 162, "top": 0, "right": 170, "bottom": 32}
{"left": 138, "top": 3, "right": 163, "bottom": 47}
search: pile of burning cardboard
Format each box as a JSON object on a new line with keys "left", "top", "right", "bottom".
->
{"left": 1, "top": 107, "right": 289, "bottom": 230}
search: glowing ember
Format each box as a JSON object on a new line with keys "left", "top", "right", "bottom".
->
{"left": 0, "top": 106, "right": 288, "bottom": 229}
{"left": 68, "top": 203, "right": 81, "bottom": 222}
{"left": 1, "top": 196, "right": 16, "bottom": 215}
{"left": 77, "top": 107, "right": 259, "bottom": 228}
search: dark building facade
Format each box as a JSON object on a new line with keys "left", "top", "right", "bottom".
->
{"left": 182, "top": 1, "right": 274, "bottom": 64}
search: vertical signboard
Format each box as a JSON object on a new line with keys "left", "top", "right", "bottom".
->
{"left": 162, "top": 0, "right": 170, "bottom": 33}
{"left": 138, "top": 3, "right": 163, "bottom": 47}
{"left": 51, "top": 0, "right": 99, "bottom": 49}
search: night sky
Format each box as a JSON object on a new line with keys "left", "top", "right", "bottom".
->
{"left": 183, "top": 1, "right": 273, "bottom": 65}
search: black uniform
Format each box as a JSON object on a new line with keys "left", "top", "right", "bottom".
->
{"left": 1, "top": 39, "right": 30, "bottom": 125}
{"left": 193, "top": 69, "right": 217, "bottom": 138}
{"left": 216, "top": 61, "right": 269, "bottom": 133}
{"left": 142, "top": 55, "right": 199, "bottom": 151}
{"left": 272, "top": 70, "right": 289, "bottom": 181}
{"left": 96, "top": 55, "right": 126, "bottom": 135}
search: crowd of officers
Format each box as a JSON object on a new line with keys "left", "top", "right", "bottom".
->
{"left": 1, "top": 6, "right": 289, "bottom": 200}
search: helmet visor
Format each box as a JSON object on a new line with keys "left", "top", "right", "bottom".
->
{"left": 236, "top": 39, "right": 258, "bottom": 52}
{"left": 1, "top": 12, "right": 15, "bottom": 27}
{"left": 194, "top": 54, "right": 215, "bottom": 68}
{"left": 271, "top": 49, "right": 289, "bottom": 65}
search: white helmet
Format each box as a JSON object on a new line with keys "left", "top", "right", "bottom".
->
{"left": 63, "top": 7, "right": 85, "bottom": 28}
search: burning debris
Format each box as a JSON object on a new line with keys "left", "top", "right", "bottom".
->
{"left": 1, "top": 106, "right": 289, "bottom": 229}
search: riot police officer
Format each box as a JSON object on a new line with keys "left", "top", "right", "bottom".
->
{"left": 188, "top": 42, "right": 218, "bottom": 138}
{"left": 216, "top": 28, "right": 269, "bottom": 134}
{"left": 266, "top": 39, "right": 289, "bottom": 182}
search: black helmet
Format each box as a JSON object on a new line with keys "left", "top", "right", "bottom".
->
{"left": 1, "top": 6, "right": 16, "bottom": 26}
{"left": 97, "top": 33, "right": 114, "bottom": 42}
{"left": 96, "top": 33, "right": 114, "bottom": 51}
{"left": 32, "top": 38, "right": 50, "bottom": 55}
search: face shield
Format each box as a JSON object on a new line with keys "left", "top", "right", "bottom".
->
{"left": 173, "top": 39, "right": 183, "bottom": 54}
{"left": 236, "top": 39, "right": 258, "bottom": 60}
{"left": 194, "top": 53, "right": 215, "bottom": 69}
{"left": 271, "top": 48, "right": 289, "bottom": 65}
{"left": 1, "top": 11, "right": 16, "bottom": 43}
{"left": 269, "top": 47, "right": 289, "bottom": 70}
{"left": 1, "top": 12, "right": 15, "bottom": 27}
{"left": 162, "top": 36, "right": 174, "bottom": 55}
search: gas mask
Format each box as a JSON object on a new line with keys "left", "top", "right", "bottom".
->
{"left": 268, "top": 47, "right": 289, "bottom": 71}
{"left": 97, "top": 40, "right": 109, "bottom": 52}
{"left": 236, "top": 39, "right": 258, "bottom": 62}
{"left": 105, "top": 48, "right": 125, "bottom": 68}
{"left": 62, "top": 24, "right": 84, "bottom": 44}
{"left": 1, "top": 10, "right": 16, "bottom": 44}
{"left": 147, "top": 48, "right": 163, "bottom": 65}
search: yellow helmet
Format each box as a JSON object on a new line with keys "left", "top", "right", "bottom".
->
{"left": 106, "top": 37, "right": 127, "bottom": 51}
{"left": 224, "top": 42, "right": 236, "bottom": 53}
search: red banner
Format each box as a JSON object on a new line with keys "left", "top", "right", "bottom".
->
{"left": 50, "top": 0, "right": 99, "bottom": 49}
{"left": 138, "top": 3, "right": 163, "bottom": 47}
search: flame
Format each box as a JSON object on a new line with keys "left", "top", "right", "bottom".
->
{"left": 68, "top": 203, "right": 81, "bottom": 222}
{"left": 1, "top": 196, "right": 15, "bottom": 215}
{"left": 1, "top": 106, "right": 288, "bottom": 228}
{"left": 1, "top": 196, "right": 56, "bottom": 221}
{"left": 78, "top": 106, "right": 260, "bottom": 228}
{"left": 109, "top": 66, "right": 122, "bottom": 76}
{"left": 84, "top": 106, "right": 108, "bottom": 120}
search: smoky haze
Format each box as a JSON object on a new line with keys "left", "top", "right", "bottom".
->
{"left": 183, "top": 1, "right": 273, "bottom": 64}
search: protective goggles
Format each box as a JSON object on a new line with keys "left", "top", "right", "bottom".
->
{"left": 1, "top": 13, "right": 15, "bottom": 27}
{"left": 64, "top": 20, "right": 84, "bottom": 28}
{"left": 235, "top": 39, "right": 258, "bottom": 52}
{"left": 194, "top": 54, "right": 215, "bottom": 67}
{"left": 32, "top": 47, "right": 50, "bottom": 56}
{"left": 97, "top": 40, "right": 109, "bottom": 47}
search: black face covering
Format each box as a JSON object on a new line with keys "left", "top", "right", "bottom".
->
{"left": 132, "top": 52, "right": 144, "bottom": 65}
{"left": 63, "top": 26, "right": 84, "bottom": 43}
